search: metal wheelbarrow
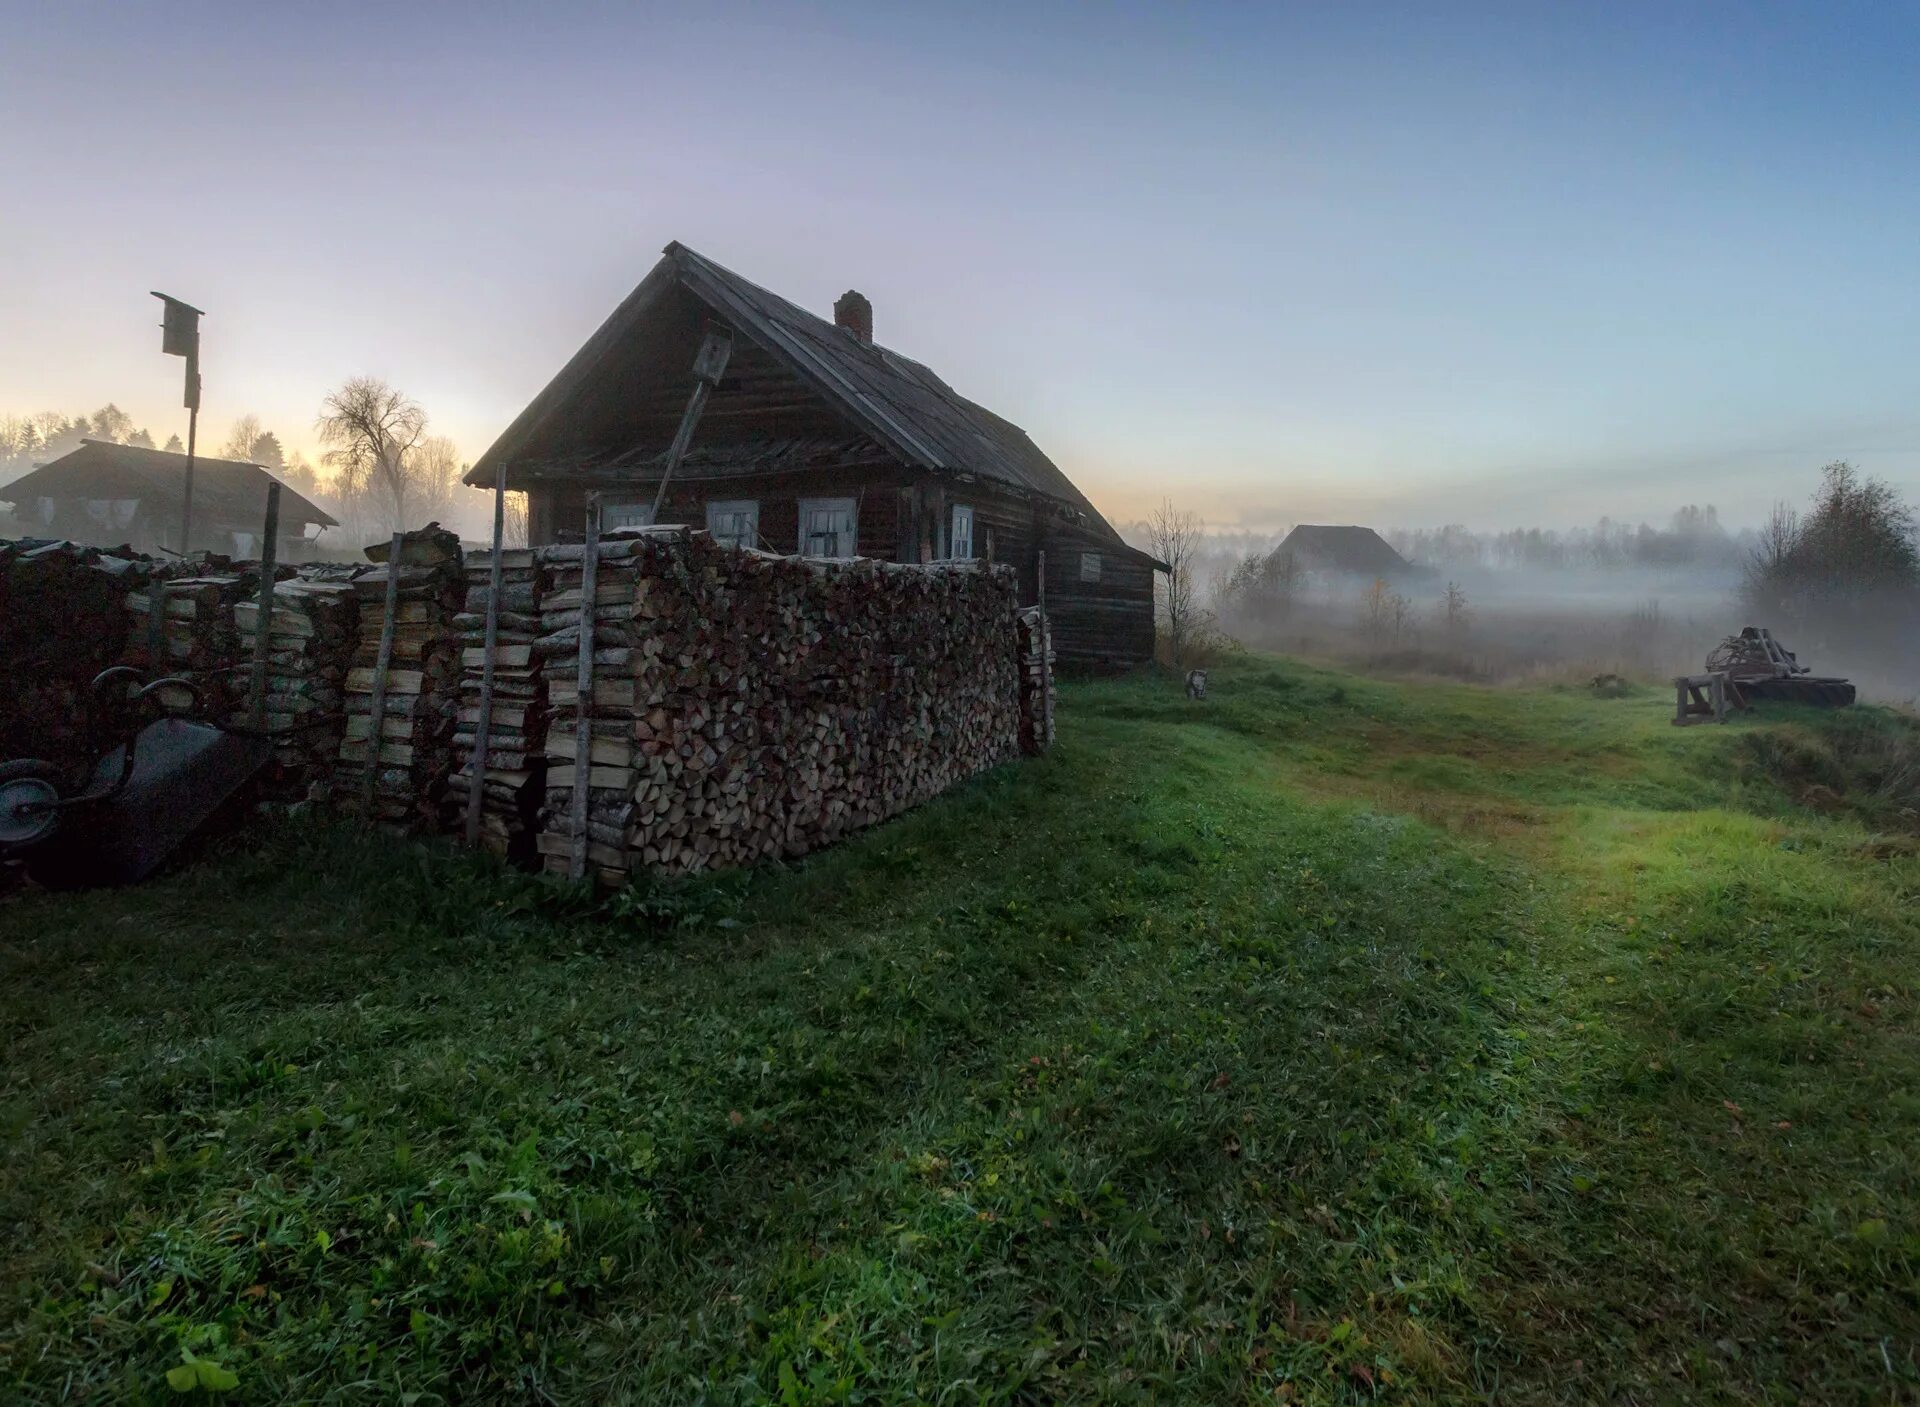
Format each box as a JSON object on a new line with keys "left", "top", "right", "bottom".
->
{"left": 0, "top": 667, "right": 272, "bottom": 888}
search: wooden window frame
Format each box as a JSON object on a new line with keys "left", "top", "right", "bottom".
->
{"left": 949, "top": 504, "right": 975, "bottom": 560}
{"left": 705, "top": 498, "right": 759, "bottom": 549}
{"left": 798, "top": 496, "right": 858, "bottom": 560}
{"left": 1080, "top": 551, "right": 1102, "bottom": 582}
{"left": 603, "top": 500, "right": 655, "bottom": 531}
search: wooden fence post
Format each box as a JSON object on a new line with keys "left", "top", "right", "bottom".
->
{"left": 246, "top": 481, "right": 282, "bottom": 729}
{"left": 568, "top": 494, "right": 602, "bottom": 881}
{"left": 361, "top": 531, "right": 405, "bottom": 813}
{"left": 465, "top": 465, "right": 508, "bottom": 847}
{"left": 1035, "top": 549, "right": 1053, "bottom": 747}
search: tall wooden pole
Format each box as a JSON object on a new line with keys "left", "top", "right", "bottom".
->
{"left": 465, "top": 464, "right": 508, "bottom": 847}
{"left": 179, "top": 402, "right": 198, "bottom": 555}
{"left": 361, "top": 532, "right": 406, "bottom": 814}
{"left": 246, "top": 481, "right": 282, "bottom": 728}
{"left": 568, "top": 494, "right": 602, "bottom": 881}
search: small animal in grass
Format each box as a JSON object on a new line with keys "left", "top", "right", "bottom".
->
{"left": 1185, "top": 669, "right": 1207, "bottom": 700}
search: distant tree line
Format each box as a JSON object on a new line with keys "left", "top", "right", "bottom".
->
{"left": 1383, "top": 505, "right": 1743, "bottom": 572}
{"left": 0, "top": 404, "right": 168, "bottom": 483}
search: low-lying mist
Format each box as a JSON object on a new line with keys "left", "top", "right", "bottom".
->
{"left": 1200, "top": 557, "right": 1918, "bottom": 708}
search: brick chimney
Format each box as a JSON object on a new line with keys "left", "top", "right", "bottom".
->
{"left": 833, "top": 289, "right": 872, "bottom": 343}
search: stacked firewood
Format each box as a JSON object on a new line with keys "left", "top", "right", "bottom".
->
{"left": 536, "top": 531, "right": 1024, "bottom": 884}
{"left": 447, "top": 548, "right": 549, "bottom": 859}
{"left": 232, "top": 577, "right": 359, "bottom": 791}
{"left": 123, "top": 569, "right": 259, "bottom": 716}
{"left": 0, "top": 539, "right": 148, "bottom": 769}
{"left": 124, "top": 573, "right": 248, "bottom": 671}
{"left": 1016, "top": 606, "right": 1056, "bottom": 754}
{"left": 333, "top": 527, "right": 465, "bottom": 828}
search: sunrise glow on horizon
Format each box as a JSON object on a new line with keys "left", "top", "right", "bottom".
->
{"left": 4, "top": 1, "right": 1917, "bottom": 534}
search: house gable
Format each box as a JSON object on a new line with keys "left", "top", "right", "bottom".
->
{"left": 469, "top": 242, "right": 1128, "bottom": 548}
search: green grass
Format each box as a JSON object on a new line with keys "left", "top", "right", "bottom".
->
{"left": 3, "top": 656, "right": 1917, "bottom": 1403}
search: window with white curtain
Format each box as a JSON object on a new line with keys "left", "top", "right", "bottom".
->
{"left": 949, "top": 504, "right": 975, "bottom": 560}
{"left": 1080, "top": 551, "right": 1103, "bottom": 582}
{"left": 706, "top": 499, "right": 759, "bottom": 549}
{"left": 798, "top": 497, "right": 857, "bottom": 559}
{"left": 603, "top": 501, "right": 655, "bottom": 531}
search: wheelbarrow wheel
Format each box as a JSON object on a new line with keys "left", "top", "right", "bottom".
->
{"left": 0, "top": 759, "right": 66, "bottom": 855}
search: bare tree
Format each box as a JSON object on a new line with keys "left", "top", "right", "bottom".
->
{"left": 89, "top": 403, "right": 134, "bottom": 444}
{"left": 1362, "top": 576, "right": 1391, "bottom": 638}
{"left": 1744, "top": 502, "right": 1800, "bottom": 611}
{"left": 1441, "top": 580, "right": 1470, "bottom": 635}
{"left": 0, "top": 416, "right": 39, "bottom": 476}
{"left": 407, "top": 435, "right": 465, "bottom": 526}
{"left": 1145, "top": 499, "right": 1206, "bottom": 666}
{"left": 316, "top": 377, "right": 429, "bottom": 536}
{"left": 220, "top": 414, "right": 265, "bottom": 462}
{"left": 1389, "top": 591, "right": 1415, "bottom": 640}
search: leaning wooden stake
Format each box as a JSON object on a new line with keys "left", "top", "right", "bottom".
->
{"left": 361, "top": 531, "right": 406, "bottom": 812}
{"left": 568, "top": 494, "right": 602, "bottom": 881}
{"left": 648, "top": 328, "right": 733, "bottom": 521}
{"left": 246, "top": 481, "right": 282, "bottom": 729}
{"left": 465, "top": 465, "right": 508, "bottom": 847}
{"left": 144, "top": 570, "right": 166, "bottom": 666}
{"left": 1035, "top": 549, "right": 1054, "bottom": 747}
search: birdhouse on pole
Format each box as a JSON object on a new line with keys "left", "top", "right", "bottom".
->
{"left": 152, "top": 292, "right": 203, "bottom": 410}
{"left": 151, "top": 291, "right": 205, "bottom": 552}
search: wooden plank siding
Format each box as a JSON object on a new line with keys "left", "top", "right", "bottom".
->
{"left": 1038, "top": 523, "right": 1157, "bottom": 669}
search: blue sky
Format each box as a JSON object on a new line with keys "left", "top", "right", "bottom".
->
{"left": 3, "top": 1, "right": 1916, "bottom": 530}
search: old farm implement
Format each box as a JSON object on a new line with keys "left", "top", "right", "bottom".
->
{"left": 0, "top": 667, "right": 271, "bottom": 888}
{"left": 1708, "top": 627, "right": 1856, "bottom": 708}
{"left": 1675, "top": 626, "right": 1856, "bottom": 724}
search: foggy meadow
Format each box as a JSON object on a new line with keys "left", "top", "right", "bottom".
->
{"left": 1131, "top": 465, "right": 1920, "bottom": 706}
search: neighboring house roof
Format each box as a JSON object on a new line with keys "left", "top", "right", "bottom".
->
{"left": 469, "top": 241, "right": 1136, "bottom": 550}
{"left": 0, "top": 440, "right": 337, "bottom": 528}
{"left": 1271, "top": 524, "right": 1412, "bottom": 575}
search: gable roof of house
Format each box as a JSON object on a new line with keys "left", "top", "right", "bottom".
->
{"left": 468, "top": 241, "right": 1128, "bottom": 546}
{"left": 0, "top": 440, "right": 337, "bottom": 528}
{"left": 1271, "top": 524, "right": 1411, "bottom": 574}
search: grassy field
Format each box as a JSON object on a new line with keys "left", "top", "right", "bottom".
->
{"left": 3, "top": 656, "right": 1917, "bottom": 1403}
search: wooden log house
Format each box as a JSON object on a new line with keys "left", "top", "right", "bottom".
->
{"left": 1, "top": 440, "right": 335, "bottom": 559}
{"left": 466, "top": 242, "right": 1163, "bottom": 668}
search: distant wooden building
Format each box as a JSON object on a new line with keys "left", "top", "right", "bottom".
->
{"left": 1270, "top": 525, "right": 1416, "bottom": 578}
{"left": 468, "top": 242, "right": 1162, "bottom": 668}
{"left": 0, "top": 440, "right": 335, "bottom": 558}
